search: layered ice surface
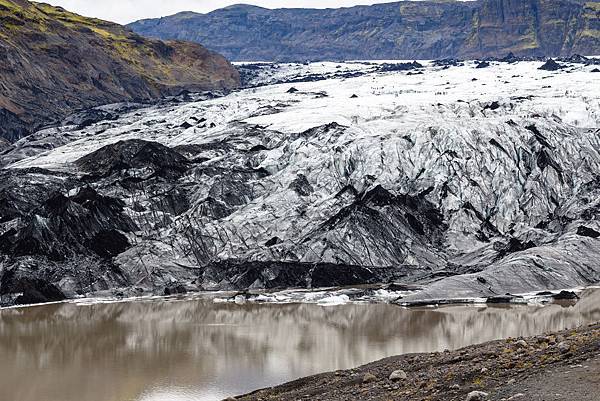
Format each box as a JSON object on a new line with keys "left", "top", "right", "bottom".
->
{"left": 2, "top": 59, "right": 600, "bottom": 304}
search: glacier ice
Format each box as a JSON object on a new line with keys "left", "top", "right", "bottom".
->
{"left": 1, "top": 60, "right": 600, "bottom": 305}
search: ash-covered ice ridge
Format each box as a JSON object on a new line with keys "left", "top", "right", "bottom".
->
{"left": 1, "top": 59, "right": 600, "bottom": 306}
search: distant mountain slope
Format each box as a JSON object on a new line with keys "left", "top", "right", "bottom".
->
{"left": 0, "top": 0, "right": 240, "bottom": 142}
{"left": 129, "top": 0, "right": 600, "bottom": 62}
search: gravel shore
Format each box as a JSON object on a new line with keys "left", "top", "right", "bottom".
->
{"left": 233, "top": 322, "right": 600, "bottom": 401}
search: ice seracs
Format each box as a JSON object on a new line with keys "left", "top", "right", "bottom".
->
{"left": 1, "top": 60, "right": 600, "bottom": 305}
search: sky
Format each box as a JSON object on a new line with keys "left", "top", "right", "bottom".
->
{"left": 43, "top": 0, "right": 403, "bottom": 24}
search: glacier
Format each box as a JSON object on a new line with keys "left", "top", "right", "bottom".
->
{"left": 1, "top": 59, "right": 599, "bottom": 306}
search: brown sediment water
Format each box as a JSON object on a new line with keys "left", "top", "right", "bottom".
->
{"left": 0, "top": 289, "right": 598, "bottom": 401}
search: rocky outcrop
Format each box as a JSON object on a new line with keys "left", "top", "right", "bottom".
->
{"left": 0, "top": 0, "right": 240, "bottom": 142}
{"left": 129, "top": 0, "right": 600, "bottom": 62}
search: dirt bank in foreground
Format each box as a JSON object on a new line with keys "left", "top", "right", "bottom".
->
{"left": 234, "top": 322, "right": 600, "bottom": 401}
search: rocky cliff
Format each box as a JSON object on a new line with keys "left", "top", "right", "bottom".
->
{"left": 129, "top": 0, "right": 600, "bottom": 62}
{"left": 0, "top": 0, "right": 240, "bottom": 142}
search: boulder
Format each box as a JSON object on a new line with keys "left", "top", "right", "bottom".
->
{"left": 556, "top": 341, "right": 570, "bottom": 353}
{"left": 466, "top": 391, "right": 489, "bottom": 401}
{"left": 515, "top": 339, "right": 528, "bottom": 348}
{"left": 362, "top": 372, "right": 377, "bottom": 383}
{"left": 389, "top": 369, "right": 407, "bottom": 381}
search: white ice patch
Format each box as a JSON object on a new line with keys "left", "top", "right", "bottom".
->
{"left": 213, "top": 287, "right": 413, "bottom": 305}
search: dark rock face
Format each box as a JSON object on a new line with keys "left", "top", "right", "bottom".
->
{"left": 129, "top": 0, "right": 600, "bottom": 62}
{"left": 0, "top": 0, "right": 240, "bottom": 143}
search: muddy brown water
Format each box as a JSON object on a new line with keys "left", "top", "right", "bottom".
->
{"left": 0, "top": 289, "right": 599, "bottom": 401}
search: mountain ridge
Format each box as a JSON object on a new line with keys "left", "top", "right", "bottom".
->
{"left": 129, "top": 0, "right": 600, "bottom": 61}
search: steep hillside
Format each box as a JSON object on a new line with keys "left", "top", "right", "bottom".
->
{"left": 129, "top": 0, "right": 600, "bottom": 61}
{"left": 0, "top": 0, "right": 240, "bottom": 142}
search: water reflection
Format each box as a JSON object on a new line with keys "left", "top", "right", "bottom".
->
{"left": 0, "top": 289, "right": 599, "bottom": 401}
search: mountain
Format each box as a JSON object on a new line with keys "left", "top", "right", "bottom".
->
{"left": 128, "top": 0, "right": 600, "bottom": 61}
{"left": 0, "top": 0, "right": 240, "bottom": 142}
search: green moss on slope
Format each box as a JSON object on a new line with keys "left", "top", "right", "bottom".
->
{"left": 0, "top": 0, "right": 239, "bottom": 142}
